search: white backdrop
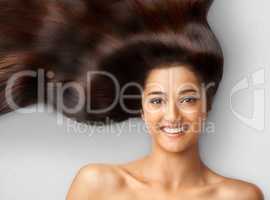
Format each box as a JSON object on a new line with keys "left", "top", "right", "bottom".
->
{"left": 0, "top": 0, "right": 269, "bottom": 199}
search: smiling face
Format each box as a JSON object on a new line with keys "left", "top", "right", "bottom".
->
{"left": 141, "top": 65, "right": 208, "bottom": 153}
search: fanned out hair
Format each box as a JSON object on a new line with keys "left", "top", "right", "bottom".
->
{"left": 0, "top": 0, "right": 223, "bottom": 124}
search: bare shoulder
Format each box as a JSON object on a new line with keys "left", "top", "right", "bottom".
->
{"left": 75, "top": 163, "right": 125, "bottom": 189}
{"left": 216, "top": 177, "right": 264, "bottom": 200}
{"left": 66, "top": 163, "right": 125, "bottom": 200}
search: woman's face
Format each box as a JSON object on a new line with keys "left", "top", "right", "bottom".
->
{"left": 141, "top": 65, "right": 207, "bottom": 153}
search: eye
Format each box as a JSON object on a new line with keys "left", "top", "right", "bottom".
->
{"left": 180, "top": 96, "right": 198, "bottom": 104}
{"left": 149, "top": 97, "right": 164, "bottom": 104}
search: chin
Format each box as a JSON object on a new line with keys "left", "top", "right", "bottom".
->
{"left": 154, "top": 129, "right": 199, "bottom": 153}
{"left": 159, "top": 141, "right": 190, "bottom": 153}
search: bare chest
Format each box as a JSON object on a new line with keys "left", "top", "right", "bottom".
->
{"left": 97, "top": 187, "right": 218, "bottom": 200}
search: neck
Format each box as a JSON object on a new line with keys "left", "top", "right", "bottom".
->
{"left": 142, "top": 143, "right": 206, "bottom": 189}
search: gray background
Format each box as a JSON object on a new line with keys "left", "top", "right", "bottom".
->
{"left": 0, "top": 0, "right": 269, "bottom": 199}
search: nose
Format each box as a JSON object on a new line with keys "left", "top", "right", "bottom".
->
{"left": 163, "top": 100, "right": 180, "bottom": 122}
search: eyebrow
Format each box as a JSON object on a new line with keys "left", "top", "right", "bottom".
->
{"left": 146, "top": 88, "right": 199, "bottom": 96}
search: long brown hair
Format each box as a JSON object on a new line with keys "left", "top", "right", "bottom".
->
{"left": 0, "top": 0, "right": 223, "bottom": 124}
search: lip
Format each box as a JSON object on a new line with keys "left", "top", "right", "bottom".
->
{"left": 159, "top": 123, "right": 189, "bottom": 130}
{"left": 160, "top": 125, "right": 182, "bottom": 129}
{"left": 160, "top": 127, "right": 185, "bottom": 139}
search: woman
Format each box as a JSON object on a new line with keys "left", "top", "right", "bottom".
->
{"left": 66, "top": 0, "right": 263, "bottom": 197}
{"left": 0, "top": 0, "right": 263, "bottom": 198}
{"left": 66, "top": 64, "right": 263, "bottom": 199}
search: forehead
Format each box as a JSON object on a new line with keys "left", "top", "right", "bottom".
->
{"left": 144, "top": 65, "right": 201, "bottom": 92}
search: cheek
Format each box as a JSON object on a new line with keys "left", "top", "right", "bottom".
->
{"left": 183, "top": 111, "right": 204, "bottom": 135}
{"left": 180, "top": 105, "right": 205, "bottom": 134}
{"left": 178, "top": 100, "right": 203, "bottom": 114}
{"left": 143, "top": 111, "right": 163, "bottom": 135}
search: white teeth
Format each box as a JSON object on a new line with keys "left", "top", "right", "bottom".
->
{"left": 163, "top": 127, "right": 184, "bottom": 134}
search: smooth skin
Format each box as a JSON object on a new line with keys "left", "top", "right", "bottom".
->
{"left": 66, "top": 65, "right": 264, "bottom": 200}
